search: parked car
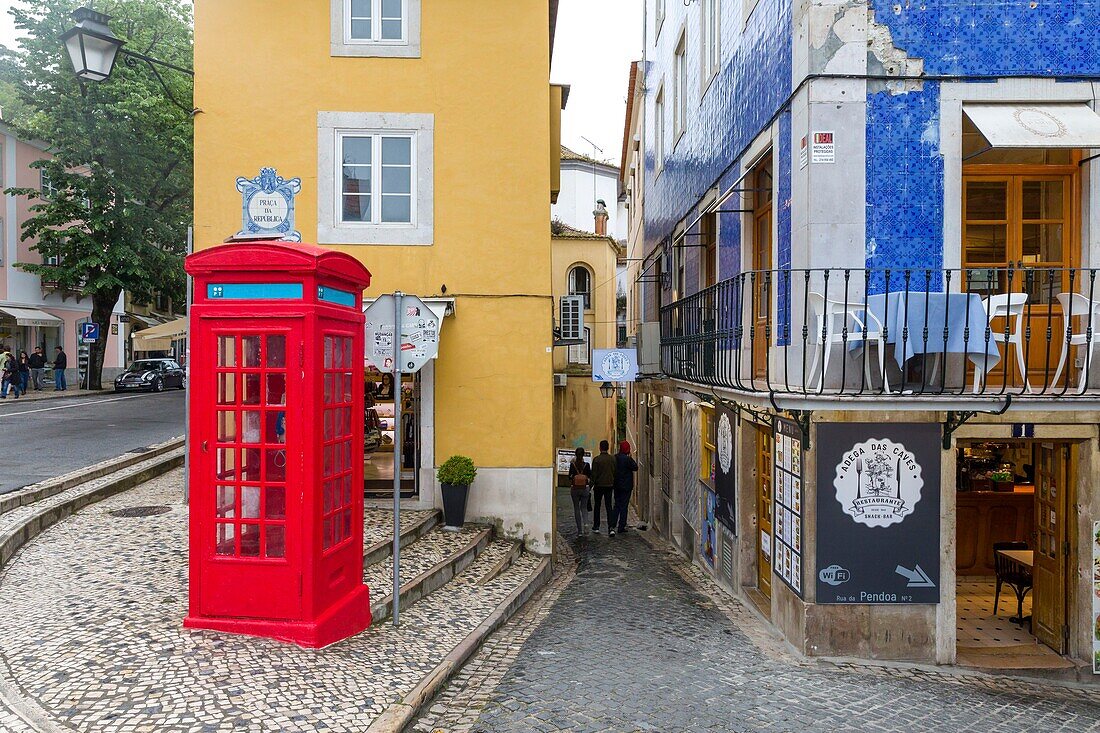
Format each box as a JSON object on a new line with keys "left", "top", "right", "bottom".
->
{"left": 114, "top": 358, "right": 185, "bottom": 393}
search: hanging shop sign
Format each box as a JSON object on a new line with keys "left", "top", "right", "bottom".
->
{"left": 234, "top": 167, "right": 302, "bottom": 242}
{"left": 592, "top": 348, "right": 638, "bottom": 382}
{"left": 714, "top": 406, "right": 736, "bottom": 532}
{"left": 773, "top": 418, "right": 804, "bottom": 597}
{"left": 816, "top": 423, "right": 941, "bottom": 604}
{"left": 364, "top": 294, "right": 440, "bottom": 373}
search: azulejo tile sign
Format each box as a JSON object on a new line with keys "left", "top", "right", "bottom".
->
{"left": 235, "top": 167, "right": 302, "bottom": 241}
{"left": 815, "top": 423, "right": 941, "bottom": 605}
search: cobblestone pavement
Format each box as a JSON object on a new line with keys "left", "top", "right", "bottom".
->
{"left": 412, "top": 489, "right": 1100, "bottom": 733}
{"left": 0, "top": 469, "right": 543, "bottom": 732}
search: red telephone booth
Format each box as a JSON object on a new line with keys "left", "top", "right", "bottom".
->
{"left": 183, "top": 240, "right": 372, "bottom": 648}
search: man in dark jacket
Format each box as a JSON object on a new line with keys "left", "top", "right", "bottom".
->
{"left": 590, "top": 440, "right": 616, "bottom": 536}
{"left": 53, "top": 346, "right": 67, "bottom": 391}
{"left": 611, "top": 441, "right": 639, "bottom": 533}
{"left": 28, "top": 346, "right": 46, "bottom": 390}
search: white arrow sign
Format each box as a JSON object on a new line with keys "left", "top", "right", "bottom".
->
{"left": 894, "top": 564, "right": 936, "bottom": 588}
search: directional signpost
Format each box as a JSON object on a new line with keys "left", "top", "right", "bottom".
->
{"left": 364, "top": 293, "right": 440, "bottom": 625}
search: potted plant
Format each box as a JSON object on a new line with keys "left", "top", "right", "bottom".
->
{"left": 438, "top": 455, "right": 477, "bottom": 529}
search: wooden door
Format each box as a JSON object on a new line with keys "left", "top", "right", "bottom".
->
{"left": 962, "top": 172, "right": 1075, "bottom": 388}
{"left": 1031, "top": 442, "right": 1067, "bottom": 652}
{"left": 755, "top": 423, "right": 774, "bottom": 598}
{"left": 752, "top": 158, "right": 773, "bottom": 379}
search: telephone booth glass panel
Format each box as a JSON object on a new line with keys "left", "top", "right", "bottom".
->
{"left": 322, "top": 333, "right": 355, "bottom": 552}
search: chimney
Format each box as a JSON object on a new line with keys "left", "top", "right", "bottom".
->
{"left": 593, "top": 199, "right": 609, "bottom": 237}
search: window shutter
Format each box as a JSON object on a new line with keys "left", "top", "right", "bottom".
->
{"left": 560, "top": 295, "right": 584, "bottom": 342}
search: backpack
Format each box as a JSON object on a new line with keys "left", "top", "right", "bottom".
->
{"left": 571, "top": 461, "right": 589, "bottom": 489}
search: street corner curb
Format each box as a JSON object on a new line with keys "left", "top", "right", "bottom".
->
{"left": 0, "top": 449, "right": 184, "bottom": 575}
{"left": 365, "top": 555, "right": 553, "bottom": 733}
{"left": 0, "top": 436, "right": 184, "bottom": 516}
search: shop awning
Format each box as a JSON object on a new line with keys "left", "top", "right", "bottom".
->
{"left": 127, "top": 313, "right": 160, "bottom": 329}
{"left": 964, "top": 103, "right": 1100, "bottom": 148}
{"left": 131, "top": 316, "right": 187, "bottom": 344}
{"left": 0, "top": 306, "right": 63, "bottom": 327}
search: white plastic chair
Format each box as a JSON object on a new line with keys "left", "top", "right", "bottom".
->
{"left": 973, "top": 293, "right": 1031, "bottom": 394}
{"left": 1051, "top": 292, "right": 1100, "bottom": 393}
{"left": 807, "top": 292, "right": 890, "bottom": 392}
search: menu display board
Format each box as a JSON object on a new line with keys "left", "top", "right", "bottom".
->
{"left": 773, "top": 418, "right": 804, "bottom": 597}
{"left": 1093, "top": 521, "right": 1100, "bottom": 674}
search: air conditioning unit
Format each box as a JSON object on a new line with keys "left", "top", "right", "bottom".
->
{"left": 558, "top": 295, "right": 584, "bottom": 343}
{"left": 637, "top": 321, "right": 661, "bottom": 374}
{"left": 553, "top": 373, "right": 568, "bottom": 388}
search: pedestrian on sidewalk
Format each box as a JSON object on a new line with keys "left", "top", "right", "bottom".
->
{"left": 28, "top": 346, "right": 46, "bottom": 390}
{"left": 591, "top": 440, "right": 616, "bottom": 536}
{"left": 53, "top": 346, "right": 67, "bottom": 391}
{"left": 611, "top": 440, "right": 638, "bottom": 533}
{"left": 16, "top": 351, "right": 30, "bottom": 395}
{"left": 568, "top": 447, "right": 592, "bottom": 537}
{"left": 0, "top": 346, "right": 16, "bottom": 399}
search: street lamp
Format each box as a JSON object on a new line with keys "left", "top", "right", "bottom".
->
{"left": 60, "top": 6, "right": 198, "bottom": 115}
{"left": 60, "top": 7, "right": 121, "bottom": 82}
{"left": 600, "top": 381, "right": 615, "bottom": 399}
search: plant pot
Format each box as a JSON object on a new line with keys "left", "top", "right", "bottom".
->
{"left": 993, "top": 480, "right": 1015, "bottom": 493}
{"left": 441, "top": 482, "right": 470, "bottom": 528}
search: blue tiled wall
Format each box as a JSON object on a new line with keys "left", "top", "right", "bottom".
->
{"left": 644, "top": 0, "right": 793, "bottom": 293}
{"left": 868, "top": 0, "right": 1100, "bottom": 77}
{"left": 865, "top": 83, "right": 944, "bottom": 292}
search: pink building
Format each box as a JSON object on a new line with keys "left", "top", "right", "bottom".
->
{"left": 0, "top": 121, "right": 125, "bottom": 382}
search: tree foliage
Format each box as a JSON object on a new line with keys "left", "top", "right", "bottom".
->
{"left": 0, "top": 0, "right": 192, "bottom": 388}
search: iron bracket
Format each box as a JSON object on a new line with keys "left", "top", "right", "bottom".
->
{"left": 942, "top": 395, "right": 1012, "bottom": 449}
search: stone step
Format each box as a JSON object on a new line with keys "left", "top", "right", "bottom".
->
{"left": 0, "top": 436, "right": 184, "bottom": 517}
{"left": 367, "top": 525, "right": 492, "bottom": 624}
{"left": 476, "top": 539, "right": 523, "bottom": 585}
{"left": 0, "top": 447, "right": 184, "bottom": 574}
{"left": 362, "top": 507, "right": 441, "bottom": 567}
{"left": 366, "top": 541, "right": 552, "bottom": 732}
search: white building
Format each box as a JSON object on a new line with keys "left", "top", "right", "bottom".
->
{"left": 552, "top": 145, "right": 627, "bottom": 241}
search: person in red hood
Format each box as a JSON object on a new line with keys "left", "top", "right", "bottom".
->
{"left": 611, "top": 440, "right": 638, "bottom": 533}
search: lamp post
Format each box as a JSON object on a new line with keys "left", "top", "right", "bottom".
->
{"left": 60, "top": 6, "right": 197, "bottom": 116}
{"left": 600, "top": 381, "right": 615, "bottom": 399}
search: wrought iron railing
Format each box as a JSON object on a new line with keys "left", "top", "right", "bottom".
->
{"left": 660, "top": 267, "right": 1100, "bottom": 398}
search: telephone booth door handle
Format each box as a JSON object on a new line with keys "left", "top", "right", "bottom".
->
{"left": 202, "top": 440, "right": 209, "bottom": 453}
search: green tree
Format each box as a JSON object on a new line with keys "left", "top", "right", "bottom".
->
{"left": 1, "top": 0, "right": 192, "bottom": 389}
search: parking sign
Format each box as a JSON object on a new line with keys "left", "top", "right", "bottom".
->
{"left": 80, "top": 322, "right": 100, "bottom": 344}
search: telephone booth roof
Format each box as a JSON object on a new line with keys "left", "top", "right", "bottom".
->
{"left": 185, "top": 240, "right": 371, "bottom": 290}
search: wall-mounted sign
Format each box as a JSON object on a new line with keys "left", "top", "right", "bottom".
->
{"left": 811, "top": 131, "right": 835, "bottom": 164}
{"left": 556, "top": 448, "right": 592, "bottom": 474}
{"left": 799, "top": 136, "right": 808, "bottom": 170}
{"left": 235, "top": 167, "right": 302, "bottom": 242}
{"left": 816, "top": 423, "right": 941, "bottom": 604}
{"left": 592, "top": 348, "right": 638, "bottom": 382}
{"left": 773, "top": 418, "right": 804, "bottom": 597}
{"left": 714, "top": 407, "right": 736, "bottom": 532}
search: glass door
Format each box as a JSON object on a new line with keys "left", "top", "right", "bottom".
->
{"left": 201, "top": 324, "right": 302, "bottom": 620}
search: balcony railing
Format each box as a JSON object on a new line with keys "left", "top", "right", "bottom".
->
{"left": 660, "top": 267, "right": 1100, "bottom": 399}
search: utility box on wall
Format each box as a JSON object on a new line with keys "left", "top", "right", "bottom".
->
{"left": 183, "top": 240, "right": 373, "bottom": 648}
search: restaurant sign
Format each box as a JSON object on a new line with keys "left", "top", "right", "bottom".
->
{"left": 816, "top": 423, "right": 941, "bottom": 604}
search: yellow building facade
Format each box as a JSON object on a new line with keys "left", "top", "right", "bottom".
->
{"left": 194, "top": 1, "right": 561, "bottom": 552}
{"left": 551, "top": 217, "right": 621, "bottom": 465}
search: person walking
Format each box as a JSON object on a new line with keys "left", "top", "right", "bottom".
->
{"left": 611, "top": 440, "right": 639, "bottom": 533}
{"left": 0, "top": 346, "right": 15, "bottom": 399}
{"left": 567, "top": 447, "right": 592, "bottom": 537}
{"left": 28, "top": 346, "right": 46, "bottom": 390}
{"left": 591, "top": 440, "right": 617, "bottom": 536}
{"left": 16, "top": 351, "right": 30, "bottom": 396}
{"left": 53, "top": 346, "right": 68, "bottom": 391}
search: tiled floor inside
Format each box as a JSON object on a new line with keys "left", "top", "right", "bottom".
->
{"left": 956, "top": 577, "right": 1036, "bottom": 647}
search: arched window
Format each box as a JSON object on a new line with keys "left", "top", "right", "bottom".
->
{"left": 568, "top": 265, "right": 592, "bottom": 310}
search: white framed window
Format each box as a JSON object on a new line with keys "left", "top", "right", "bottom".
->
{"left": 674, "top": 33, "right": 687, "bottom": 139}
{"left": 331, "top": 0, "right": 421, "bottom": 58}
{"left": 337, "top": 132, "right": 415, "bottom": 226}
{"left": 318, "top": 111, "right": 434, "bottom": 245}
{"left": 701, "top": 0, "right": 721, "bottom": 85}
{"left": 654, "top": 85, "right": 665, "bottom": 172}
{"left": 568, "top": 265, "right": 593, "bottom": 310}
{"left": 568, "top": 327, "right": 592, "bottom": 366}
{"left": 40, "top": 169, "right": 56, "bottom": 199}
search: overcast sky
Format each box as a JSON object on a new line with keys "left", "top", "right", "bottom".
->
{"left": 552, "top": 0, "right": 644, "bottom": 167}
{"left": 1, "top": 0, "right": 643, "bottom": 167}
